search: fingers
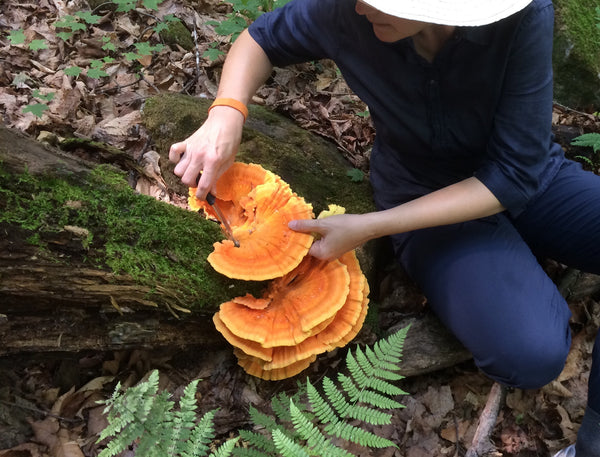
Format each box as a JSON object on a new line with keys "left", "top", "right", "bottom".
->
{"left": 289, "top": 219, "right": 337, "bottom": 261}
{"left": 194, "top": 165, "right": 216, "bottom": 200}
{"left": 288, "top": 219, "right": 319, "bottom": 233}
{"left": 168, "top": 141, "right": 187, "bottom": 163}
{"left": 307, "top": 239, "right": 333, "bottom": 261}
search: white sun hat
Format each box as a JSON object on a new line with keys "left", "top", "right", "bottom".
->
{"left": 358, "top": 0, "right": 534, "bottom": 26}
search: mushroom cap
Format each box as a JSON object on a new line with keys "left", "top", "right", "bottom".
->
{"left": 313, "top": 250, "right": 369, "bottom": 349}
{"left": 336, "top": 278, "right": 370, "bottom": 347}
{"left": 213, "top": 313, "right": 273, "bottom": 362}
{"left": 262, "top": 250, "right": 369, "bottom": 369}
{"left": 234, "top": 348, "right": 316, "bottom": 381}
{"left": 190, "top": 163, "right": 314, "bottom": 281}
{"left": 214, "top": 251, "right": 370, "bottom": 380}
{"left": 217, "top": 255, "right": 350, "bottom": 348}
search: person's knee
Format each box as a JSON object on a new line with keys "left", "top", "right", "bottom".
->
{"left": 476, "top": 334, "right": 570, "bottom": 389}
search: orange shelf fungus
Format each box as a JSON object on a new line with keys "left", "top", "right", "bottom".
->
{"left": 189, "top": 162, "right": 314, "bottom": 281}
{"left": 217, "top": 256, "right": 350, "bottom": 348}
{"left": 214, "top": 252, "right": 370, "bottom": 381}
{"left": 196, "top": 167, "right": 371, "bottom": 380}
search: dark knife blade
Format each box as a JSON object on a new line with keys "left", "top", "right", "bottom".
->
{"left": 206, "top": 192, "right": 240, "bottom": 248}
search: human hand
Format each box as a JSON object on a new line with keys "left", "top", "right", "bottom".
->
{"left": 289, "top": 213, "right": 373, "bottom": 261}
{"left": 168, "top": 106, "right": 245, "bottom": 200}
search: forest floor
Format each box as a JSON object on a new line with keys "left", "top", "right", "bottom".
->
{"left": 1, "top": 0, "right": 600, "bottom": 456}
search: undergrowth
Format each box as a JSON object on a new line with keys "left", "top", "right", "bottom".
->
{"left": 98, "top": 326, "right": 410, "bottom": 456}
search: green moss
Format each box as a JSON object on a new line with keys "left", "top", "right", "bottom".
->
{"left": 143, "top": 93, "right": 375, "bottom": 216}
{"left": 159, "top": 20, "right": 194, "bottom": 51}
{"left": 0, "top": 163, "right": 262, "bottom": 310}
{"left": 553, "top": 0, "right": 600, "bottom": 108}
{"left": 554, "top": 0, "right": 600, "bottom": 74}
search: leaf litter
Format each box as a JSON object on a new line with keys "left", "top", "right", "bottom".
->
{"left": 0, "top": 0, "right": 599, "bottom": 455}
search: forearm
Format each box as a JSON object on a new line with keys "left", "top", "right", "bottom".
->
{"left": 366, "top": 177, "right": 505, "bottom": 239}
{"left": 290, "top": 176, "right": 505, "bottom": 261}
{"left": 215, "top": 29, "right": 273, "bottom": 105}
{"left": 169, "top": 29, "right": 272, "bottom": 195}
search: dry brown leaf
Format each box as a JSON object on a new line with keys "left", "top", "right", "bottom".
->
{"left": 499, "top": 424, "right": 534, "bottom": 454}
{"left": 555, "top": 404, "right": 578, "bottom": 442}
{"left": 0, "top": 443, "right": 46, "bottom": 457}
{"left": 92, "top": 110, "right": 142, "bottom": 146}
{"left": 52, "top": 429, "right": 84, "bottom": 457}
{"left": 422, "top": 385, "right": 454, "bottom": 417}
{"left": 440, "top": 419, "right": 470, "bottom": 443}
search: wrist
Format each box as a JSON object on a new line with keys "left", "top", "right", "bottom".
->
{"left": 208, "top": 98, "right": 249, "bottom": 122}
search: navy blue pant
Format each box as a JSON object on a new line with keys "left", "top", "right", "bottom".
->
{"left": 390, "top": 159, "right": 600, "bottom": 413}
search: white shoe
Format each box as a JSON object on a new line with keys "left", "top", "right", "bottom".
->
{"left": 553, "top": 444, "right": 576, "bottom": 457}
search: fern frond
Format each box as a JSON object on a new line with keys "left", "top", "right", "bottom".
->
{"left": 98, "top": 434, "right": 132, "bottom": 457}
{"left": 289, "top": 400, "right": 354, "bottom": 457}
{"left": 231, "top": 441, "right": 271, "bottom": 457}
{"left": 365, "top": 345, "right": 403, "bottom": 372}
{"left": 270, "top": 391, "right": 296, "bottom": 423}
{"left": 182, "top": 409, "right": 217, "bottom": 457}
{"left": 98, "top": 370, "right": 231, "bottom": 457}
{"left": 375, "top": 325, "right": 409, "bottom": 360}
{"left": 355, "top": 346, "right": 404, "bottom": 381}
{"left": 209, "top": 437, "right": 239, "bottom": 457}
{"left": 272, "top": 429, "right": 311, "bottom": 457}
{"left": 322, "top": 376, "right": 350, "bottom": 418}
{"left": 235, "top": 327, "right": 410, "bottom": 456}
{"left": 345, "top": 404, "right": 392, "bottom": 425}
{"left": 248, "top": 405, "right": 282, "bottom": 432}
{"left": 306, "top": 379, "right": 340, "bottom": 425}
{"left": 338, "top": 374, "right": 404, "bottom": 409}
{"left": 180, "top": 379, "right": 201, "bottom": 419}
{"left": 324, "top": 420, "right": 397, "bottom": 449}
{"left": 235, "top": 429, "right": 277, "bottom": 455}
{"left": 571, "top": 132, "right": 600, "bottom": 152}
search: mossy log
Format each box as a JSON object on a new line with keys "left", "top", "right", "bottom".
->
{"left": 0, "top": 102, "right": 468, "bottom": 378}
{"left": 0, "top": 103, "right": 381, "bottom": 358}
{"left": 0, "top": 124, "right": 259, "bottom": 354}
{"left": 2, "top": 99, "right": 600, "bottom": 381}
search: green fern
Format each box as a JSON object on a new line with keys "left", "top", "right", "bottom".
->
{"left": 571, "top": 132, "right": 600, "bottom": 166}
{"left": 234, "top": 326, "right": 410, "bottom": 456}
{"left": 571, "top": 132, "right": 600, "bottom": 153}
{"left": 97, "top": 370, "right": 238, "bottom": 457}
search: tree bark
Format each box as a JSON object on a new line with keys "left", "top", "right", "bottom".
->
{"left": 0, "top": 124, "right": 227, "bottom": 355}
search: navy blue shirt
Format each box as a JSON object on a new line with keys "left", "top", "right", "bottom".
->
{"left": 248, "top": 0, "right": 564, "bottom": 216}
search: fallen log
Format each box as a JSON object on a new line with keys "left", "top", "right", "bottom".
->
{"left": 3, "top": 98, "right": 598, "bottom": 380}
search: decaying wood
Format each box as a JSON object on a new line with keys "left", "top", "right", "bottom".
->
{"left": 0, "top": 123, "right": 231, "bottom": 355}
{"left": 0, "top": 122, "right": 468, "bottom": 376}
{"left": 465, "top": 383, "right": 508, "bottom": 457}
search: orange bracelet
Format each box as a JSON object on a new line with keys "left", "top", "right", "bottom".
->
{"left": 208, "top": 98, "right": 249, "bottom": 122}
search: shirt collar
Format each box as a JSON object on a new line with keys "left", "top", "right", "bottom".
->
{"left": 456, "top": 25, "right": 494, "bottom": 45}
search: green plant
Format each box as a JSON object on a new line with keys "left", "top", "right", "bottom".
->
{"left": 97, "top": 370, "right": 238, "bottom": 457}
{"left": 96, "top": 326, "right": 409, "bottom": 456}
{"left": 21, "top": 89, "right": 55, "bottom": 118}
{"left": 571, "top": 132, "right": 600, "bottom": 166}
{"left": 5, "top": 0, "right": 177, "bottom": 116}
{"left": 204, "top": 0, "right": 293, "bottom": 60}
{"left": 346, "top": 168, "right": 365, "bottom": 182}
{"left": 234, "top": 326, "right": 409, "bottom": 456}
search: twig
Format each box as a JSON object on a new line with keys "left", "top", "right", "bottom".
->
{"left": 182, "top": 22, "right": 202, "bottom": 94}
{"left": 553, "top": 101, "right": 599, "bottom": 119}
{"left": 465, "top": 382, "right": 507, "bottom": 457}
{"left": 0, "top": 399, "right": 82, "bottom": 424}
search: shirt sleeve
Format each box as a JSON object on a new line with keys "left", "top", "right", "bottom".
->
{"left": 473, "top": 1, "right": 561, "bottom": 216}
{"left": 248, "top": 0, "right": 345, "bottom": 66}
